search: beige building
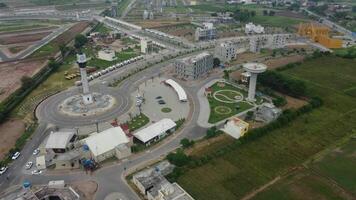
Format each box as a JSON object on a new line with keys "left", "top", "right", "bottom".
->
{"left": 221, "top": 117, "right": 249, "bottom": 139}
{"left": 82, "top": 127, "right": 131, "bottom": 162}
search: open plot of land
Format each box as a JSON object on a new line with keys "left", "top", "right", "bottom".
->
{"left": 176, "top": 56, "right": 356, "bottom": 200}
{"left": 0, "top": 31, "right": 52, "bottom": 45}
{"left": 0, "top": 119, "right": 25, "bottom": 160}
{"left": 0, "top": 58, "right": 47, "bottom": 102}
{"left": 31, "top": 21, "right": 89, "bottom": 58}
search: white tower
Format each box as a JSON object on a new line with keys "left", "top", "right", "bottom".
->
{"left": 243, "top": 63, "right": 267, "bottom": 101}
{"left": 77, "top": 53, "right": 93, "bottom": 105}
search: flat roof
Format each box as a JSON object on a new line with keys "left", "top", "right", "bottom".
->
{"left": 164, "top": 79, "right": 187, "bottom": 101}
{"left": 45, "top": 131, "right": 75, "bottom": 149}
{"left": 83, "top": 127, "right": 129, "bottom": 157}
{"left": 134, "top": 119, "right": 176, "bottom": 143}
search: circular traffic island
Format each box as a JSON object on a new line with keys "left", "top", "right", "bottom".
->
{"left": 161, "top": 107, "right": 172, "bottom": 113}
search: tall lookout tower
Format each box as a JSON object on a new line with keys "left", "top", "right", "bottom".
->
{"left": 77, "top": 52, "right": 93, "bottom": 105}
{"left": 243, "top": 63, "right": 267, "bottom": 102}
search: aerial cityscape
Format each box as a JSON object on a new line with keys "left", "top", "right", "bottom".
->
{"left": 0, "top": 0, "right": 356, "bottom": 199}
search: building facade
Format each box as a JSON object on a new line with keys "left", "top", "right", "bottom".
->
{"left": 214, "top": 41, "right": 237, "bottom": 62}
{"left": 174, "top": 52, "right": 214, "bottom": 80}
{"left": 195, "top": 23, "right": 217, "bottom": 41}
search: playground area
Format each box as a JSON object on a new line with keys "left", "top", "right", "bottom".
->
{"left": 206, "top": 81, "right": 262, "bottom": 123}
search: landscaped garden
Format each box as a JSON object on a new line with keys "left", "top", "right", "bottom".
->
{"left": 207, "top": 82, "right": 259, "bottom": 124}
{"left": 126, "top": 113, "right": 150, "bottom": 132}
{"left": 173, "top": 55, "right": 356, "bottom": 200}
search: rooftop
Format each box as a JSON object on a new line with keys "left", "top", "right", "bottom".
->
{"left": 134, "top": 118, "right": 176, "bottom": 143}
{"left": 83, "top": 127, "right": 129, "bottom": 156}
{"left": 45, "top": 131, "right": 75, "bottom": 149}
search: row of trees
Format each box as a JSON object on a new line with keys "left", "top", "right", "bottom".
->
{"left": 258, "top": 70, "right": 307, "bottom": 98}
{"left": 0, "top": 59, "right": 60, "bottom": 124}
{"left": 233, "top": 9, "right": 256, "bottom": 22}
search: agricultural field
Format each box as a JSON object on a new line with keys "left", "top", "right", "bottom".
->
{"left": 207, "top": 82, "right": 258, "bottom": 124}
{"left": 176, "top": 56, "right": 356, "bottom": 200}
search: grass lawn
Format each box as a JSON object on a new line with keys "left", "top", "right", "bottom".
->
{"left": 92, "top": 23, "right": 112, "bottom": 34}
{"left": 207, "top": 82, "right": 255, "bottom": 124}
{"left": 87, "top": 48, "right": 139, "bottom": 69}
{"left": 127, "top": 113, "right": 150, "bottom": 132}
{"left": 176, "top": 56, "right": 356, "bottom": 200}
{"left": 31, "top": 43, "right": 57, "bottom": 57}
{"left": 251, "top": 15, "right": 308, "bottom": 28}
{"left": 161, "top": 107, "right": 172, "bottom": 113}
{"left": 117, "top": 0, "right": 131, "bottom": 16}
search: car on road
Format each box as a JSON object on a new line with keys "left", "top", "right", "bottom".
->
{"left": 25, "top": 162, "right": 33, "bottom": 170}
{"left": 156, "top": 96, "right": 162, "bottom": 99}
{"left": 0, "top": 166, "right": 8, "bottom": 175}
{"left": 31, "top": 170, "right": 42, "bottom": 175}
{"left": 11, "top": 152, "right": 20, "bottom": 160}
{"left": 158, "top": 100, "right": 166, "bottom": 105}
{"left": 33, "top": 148, "right": 40, "bottom": 155}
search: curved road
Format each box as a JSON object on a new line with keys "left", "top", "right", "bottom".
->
{"left": 0, "top": 47, "right": 221, "bottom": 199}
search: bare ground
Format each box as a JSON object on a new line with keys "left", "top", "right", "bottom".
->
{"left": 71, "top": 180, "right": 98, "bottom": 200}
{"left": 0, "top": 58, "right": 48, "bottom": 102}
{"left": 263, "top": 55, "right": 305, "bottom": 70}
{"left": 0, "top": 119, "right": 25, "bottom": 160}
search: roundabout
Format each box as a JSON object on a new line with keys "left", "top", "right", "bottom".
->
{"left": 36, "top": 84, "right": 130, "bottom": 127}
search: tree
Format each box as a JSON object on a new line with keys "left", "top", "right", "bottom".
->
{"left": 74, "top": 34, "right": 88, "bottom": 49}
{"left": 166, "top": 149, "right": 190, "bottom": 167}
{"left": 59, "top": 44, "right": 69, "bottom": 57}
{"left": 180, "top": 138, "right": 194, "bottom": 149}
{"left": 0, "top": 2, "right": 7, "bottom": 8}
{"left": 245, "top": 111, "right": 254, "bottom": 121}
{"left": 263, "top": 10, "right": 268, "bottom": 16}
{"left": 223, "top": 70, "right": 230, "bottom": 80}
{"left": 269, "top": 10, "right": 276, "bottom": 16}
{"left": 20, "top": 76, "right": 34, "bottom": 87}
{"left": 213, "top": 58, "right": 220, "bottom": 67}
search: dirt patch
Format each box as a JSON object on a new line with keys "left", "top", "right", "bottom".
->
{"left": 0, "top": 31, "right": 51, "bottom": 45}
{"left": 0, "top": 58, "right": 48, "bottom": 102}
{"left": 282, "top": 94, "right": 308, "bottom": 110}
{"left": 133, "top": 20, "right": 190, "bottom": 29}
{"left": 186, "top": 134, "right": 234, "bottom": 156}
{"left": 263, "top": 55, "right": 305, "bottom": 70}
{"left": 71, "top": 180, "right": 98, "bottom": 200}
{"left": 276, "top": 10, "right": 309, "bottom": 20}
{"left": 0, "top": 119, "right": 25, "bottom": 160}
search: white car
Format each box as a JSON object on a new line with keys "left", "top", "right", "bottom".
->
{"left": 0, "top": 166, "right": 8, "bottom": 175}
{"left": 33, "top": 149, "right": 40, "bottom": 155}
{"left": 31, "top": 170, "right": 42, "bottom": 175}
{"left": 25, "top": 162, "right": 33, "bottom": 170}
{"left": 11, "top": 152, "right": 20, "bottom": 160}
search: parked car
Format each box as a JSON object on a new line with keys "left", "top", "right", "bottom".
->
{"left": 0, "top": 166, "right": 8, "bottom": 175}
{"left": 25, "top": 162, "right": 33, "bottom": 170}
{"left": 156, "top": 96, "right": 162, "bottom": 99}
{"left": 33, "top": 148, "right": 40, "bottom": 155}
{"left": 31, "top": 170, "right": 42, "bottom": 175}
{"left": 158, "top": 100, "right": 166, "bottom": 105}
{"left": 11, "top": 152, "right": 20, "bottom": 160}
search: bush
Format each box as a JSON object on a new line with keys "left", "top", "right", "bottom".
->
{"left": 206, "top": 126, "right": 222, "bottom": 139}
{"left": 180, "top": 138, "right": 195, "bottom": 149}
{"left": 166, "top": 149, "right": 191, "bottom": 167}
{"left": 273, "top": 96, "right": 287, "bottom": 107}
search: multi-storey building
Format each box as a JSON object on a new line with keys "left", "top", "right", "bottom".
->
{"left": 195, "top": 23, "right": 217, "bottom": 41}
{"left": 214, "top": 41, "right": 237, "bottom": 62}
{"left": 174, "top": 52, "right": 214, "bottom": 80}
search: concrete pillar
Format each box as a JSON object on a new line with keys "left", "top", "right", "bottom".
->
{"left": 247, "top": 73, "right": 257, "bottom": 101}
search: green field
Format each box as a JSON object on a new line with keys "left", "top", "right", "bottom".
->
{"left": 127, "top": 113, "right": 150, "bottom": 132}
{"left": 92, "top": 23, "right": 112, "bottom": 34}
{"left": 176, "top": 56, "right": 356, "bottom": 200}
{"left": 207, "top": 82, "right": 256, "bottom": 124}
{"left": 87, "top": 48, "right": 139, "bottom": 69}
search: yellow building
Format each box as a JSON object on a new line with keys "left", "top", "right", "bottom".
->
{"left": 297, "top": 23, "right": 343, "bottom": 49}
{"left": 222, "top": 117, "right": 249, "bottom": 139}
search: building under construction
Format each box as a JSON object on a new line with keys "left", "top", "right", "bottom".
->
{"left": 298, "top": 23, "right": 343, "bottom": 49}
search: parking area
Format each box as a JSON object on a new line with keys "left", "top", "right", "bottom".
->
{"left": 138, "top": 77, "right": 189, "bottom": 122}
